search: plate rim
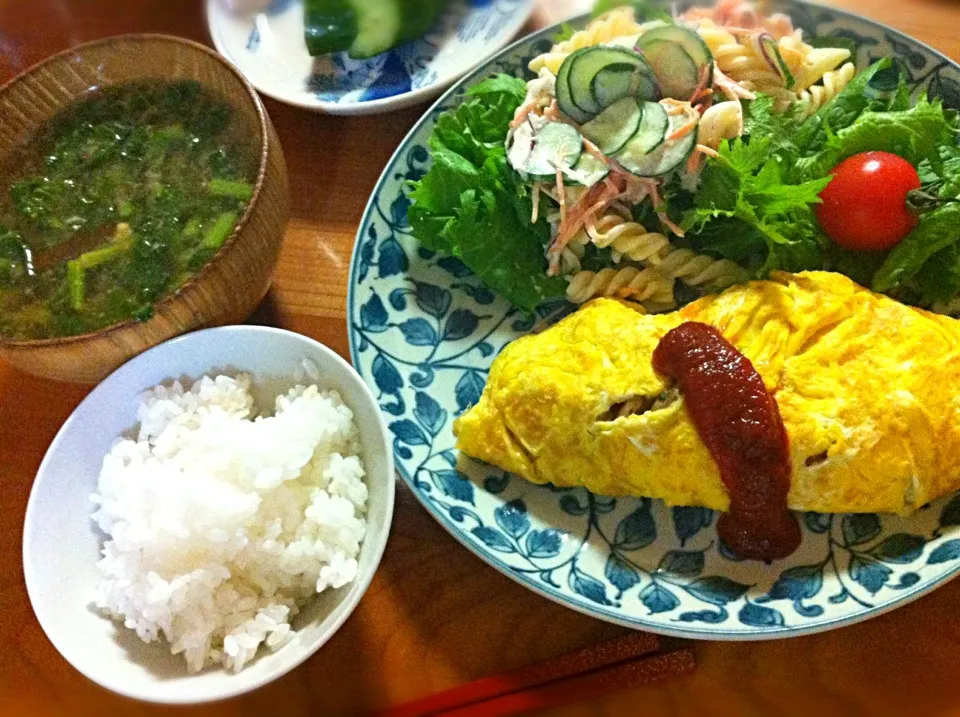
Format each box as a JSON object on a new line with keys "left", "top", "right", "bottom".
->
{"left": 347, "top": 2, "right": 960, "bottom": 639}
{"left": 204, "top": 0, "right": 537, "bottom": 115}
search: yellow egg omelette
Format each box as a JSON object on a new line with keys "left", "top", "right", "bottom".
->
{"left": 453, "top": 271, "right": 960, "bottom": 515}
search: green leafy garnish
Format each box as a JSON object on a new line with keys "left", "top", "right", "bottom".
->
{"left": 790, "top": 59, "right": 911, "bottom": 159}
{"left": 553, "top": 22, "right": 575, "bottom": 44}
{"left": 873, "top": 203, "right": 960, "bottom": 293}
{"left": 407, "top": 75, "right": 567, "bottom": 312}
{"left": 797, "top": 95, "right": 953, "bottom": 179}
{"left": 685, "top": 136, "right": 830, "bottom": 275}
{"left": 592, "top": 0, "right": 672, "bottom": 22}
{"left": 0, "top": 227, "right": 27, "bottom": 286}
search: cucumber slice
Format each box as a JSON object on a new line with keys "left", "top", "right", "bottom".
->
{"left": 614, "top": 101, "right": 669, "bottom": 170}
{"left": 556, "top": 49, "right": 595, "bottom": 124}
{"left": 580, "top": 97, "right": 643, "bottom": 155}
{"left": 617, "top": 106, "right": 697, "bottom": 177}
{"left": 506, "top": 115, "right": 542, "bottom": 176}
{"left": 591, "top": 61, "right": 658, "bottom": 108}
{"left": 525, "top": 122, "right": 584, "bottom": 179}
{"left": 337, "top": 0, "right": 444, "bottom": 59}
{"left": 758, "top": 35, "right": 795, "bottom": 88}
{"left": 304, "top": 0, "right": 357, "bottom": 56}
{"left": 638, "top": 40, "right": 699, "bottom": 100}
{"left": 635, "top": 26, "right": 714, "bottom": 85}
{"left": 567, "top": 47, "right": 653, "bottom": 115}
{"left": 566, "top": 153, "right": 610, "bottom": 187}
{"left": 395, "top": 0, "right": 446, "bottom": 48}
{"left": 348, "top": 0, "right": 401, "bottom": 59}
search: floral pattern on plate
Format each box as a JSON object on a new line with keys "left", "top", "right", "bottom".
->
{"left": 206, "top": 0, "right": 535, "bottom": 114}
{"left": 347, "top": 4, "right": 960, "bottom": 637}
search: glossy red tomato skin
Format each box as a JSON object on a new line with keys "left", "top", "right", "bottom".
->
{"left": 815, "top": 151, "right": 921, "bottom": 252}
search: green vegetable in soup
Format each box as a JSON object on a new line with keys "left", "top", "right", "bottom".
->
{"left": 0, "top": 227, "right": 28, "bottom": 286}
{"left": 0, "top": 81, "right": 255, "bottom": 340}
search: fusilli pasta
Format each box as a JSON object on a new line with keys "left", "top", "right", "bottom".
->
{"left": 793, "top": 46, "right": 852, "bottom": 92}
{"left": 796, "top": 61, "right": 856, "bottom": 117}
{"left": 697, "top": 22, "right": 786, "bottom": 90}
{"left": 566, "top": 265, "right": 675, "bottom": 309}
{"left": 582, "top": 212, "right": 749, "bottom": 292}
{"left": 528, "top": 7, "right": 644, "bottom": 75}
{"left": 584, "top": 213, "right": 671, "bottom": 263}
{"left": 650, "top": 248, "right": 750, "bottom": 290}
{"left": 697, "top": 100, "right": 744, "bottom": 149}
{"left": 695, "top": 20, "right": 851, "bottom": 111}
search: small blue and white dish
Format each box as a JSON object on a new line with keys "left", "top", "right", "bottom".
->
{"left": 347, "top": 2, "right": 960, "bottom": 639}
{"left": 206, "top": 0, "right": 536, "bottom": 115}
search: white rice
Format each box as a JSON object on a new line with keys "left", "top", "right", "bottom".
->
{"left": 90, "top": 372, "right": 368, "bottom": 673}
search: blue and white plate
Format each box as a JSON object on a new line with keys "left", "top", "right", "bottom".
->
{"left": 206, "top": 0, "right": 536, "bottom": 115}
{"left": 348, "top": 3, "right": 960, "bottom": 638}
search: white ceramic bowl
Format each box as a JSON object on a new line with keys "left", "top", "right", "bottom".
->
{"left": 22, "top": 326, "right": 395, "bottom": 704}
{"left": 205, "top": 0, "right": 535, "bottom": 115}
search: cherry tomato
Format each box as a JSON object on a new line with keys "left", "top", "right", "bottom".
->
{"left": 815, "top": 151, "right": 921, "bottom": 252}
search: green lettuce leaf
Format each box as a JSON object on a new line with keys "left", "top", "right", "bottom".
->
{"left": 742, "top": 94, "right": 804, "bottom": 165}
{"left": 873, "top": 203, "right": 960, "bottom": 293}
{"left": 916, "top": 140, "right": 960, "bottom": 201}
{"left": 592, "top": 0, "right": 671, "bottom": 22}
{"left": 798, "top": 95, "right": 954, "bottom": 179}
{"left": 792, "top": 58, "right": 901, "bottom": 156}
{"left": 908, "top": 243, "right": 960, "bottom": 305}
{"left": 407, "top": 75, "right": 567, "bottom": 312}
{"left": 684, "top": 136, "right": 830, "bottom": 275}
{"left": 553, "top": 22, "right": 575, "bottom": 44}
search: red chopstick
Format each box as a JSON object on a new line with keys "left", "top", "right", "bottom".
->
{"left": 374, "top": 632, "right": 667, "bottom": 717}
{"left": 439, "top": 649, "right": 696, "bottom": 717}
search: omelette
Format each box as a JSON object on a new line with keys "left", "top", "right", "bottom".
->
{"left": 454, "top": 271, "right": 960, "bottom": 515}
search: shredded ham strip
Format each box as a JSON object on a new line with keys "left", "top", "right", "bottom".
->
{"left": 555, "top": 169, "right": 567, "bottom": 227}
{"left": 510, "top": 97, "right": 541, "bottom": 129}
{"left": 581, "top": 136, "right": 610, "bottom": 162}
{"left": 688, "top": 64, "right": 712, "bottom": 104}
{"left": 543, "top": 98, "right": 563, "bottom": 122}
{"left": 765, "top": 13, "right": 795, "bottom": 39}
{"left": 546, "top": 175, "right": 627, "bottom": 271}
{"left": 667, "top": 116, "right": 698, "bottom": 142}
{"left": 583, "top": 211, "right": 600, "bottom": 242}
{"left": 661, "top": 99, "right": 690, "bottom": 116}
{"left": 695, "top": 93, "right": 714, "bottom": 117}
{"left": 658, "top": 211, "right": 686, "bottom": 237}
{"left": 710, "top": 25, "right": 773, "bottom": 35}
{"left": 713, "top": 67, "right": 757, "bottom": 101}
{"left": 695, "top": 144, "right": 721, "bottom": 159}
{"left": 608, "top": 201, "right": 633, "bottom": 220}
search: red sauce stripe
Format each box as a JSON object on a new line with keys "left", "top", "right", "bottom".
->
{"left": 652, "top": 322, "right": 800, "bottom": 562}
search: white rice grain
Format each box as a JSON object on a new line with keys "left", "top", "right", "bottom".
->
{"left": 91, "top": 373, "right": 368, "bottom": 673}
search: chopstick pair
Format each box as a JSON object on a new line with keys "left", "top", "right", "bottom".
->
{"left": 376, "top": 632, "right": 695, "bottom": 717}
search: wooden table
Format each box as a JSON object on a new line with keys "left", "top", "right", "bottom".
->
{"left": 2, "top": 1, "right": 960, "bottom": 715}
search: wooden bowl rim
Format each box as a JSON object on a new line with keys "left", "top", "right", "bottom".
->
{"left": 0, "top": 33, "right": 273, "bottom": 350}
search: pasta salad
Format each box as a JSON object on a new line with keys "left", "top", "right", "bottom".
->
{"left": 408, "top": 0, "right": 960, "bottom": 315}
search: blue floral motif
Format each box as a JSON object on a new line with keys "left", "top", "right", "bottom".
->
{"left": 672, "top": 507, "right": 714, "bottom": 546}
{"left": 347, "top": 7, "right": 960, "bottom": 638}
{"left": 738, "top": 601, "right": 786, "bottom": 628}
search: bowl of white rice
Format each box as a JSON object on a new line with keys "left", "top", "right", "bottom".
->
{"left": 21, "top": 326, "right": 395, "bottom": 704}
